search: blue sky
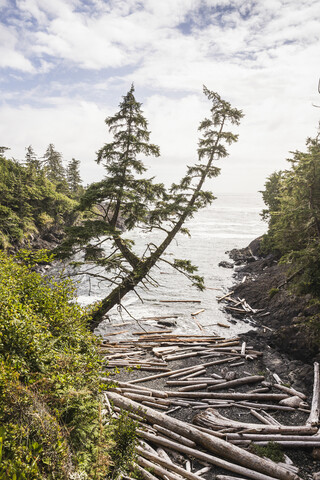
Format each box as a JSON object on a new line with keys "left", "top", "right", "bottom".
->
{"left": 0, "top": 0, "right": 319, "bottom": 192}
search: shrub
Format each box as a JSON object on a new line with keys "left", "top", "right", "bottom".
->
{"left": 0, "top": 252, "right": 113, "bottom": 478}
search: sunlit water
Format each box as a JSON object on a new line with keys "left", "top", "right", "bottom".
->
{"left": 76, "top": 193, "right": 267, "bottom": 339}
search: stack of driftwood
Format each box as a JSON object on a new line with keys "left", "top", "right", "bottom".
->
{"left": 217, "top": 291, "right": 270, "bottom": 324}
{"left": 100, "top": 333, "right": 320, "bottom": 480}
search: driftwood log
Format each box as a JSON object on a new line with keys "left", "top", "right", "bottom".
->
{"left": 137, "top": 446, "right": 204, "bottom": 480}
{"left": 307, "top": 362, "right": 320, "bottom": 426}
{"left": 107, "top": 392, "right": 301, "bottom": 480}
{"left": 193, "top": 409, "right": 317, "bottom": 435}
{"left": 138, "top": 429, "right": 299, "bottom": 480}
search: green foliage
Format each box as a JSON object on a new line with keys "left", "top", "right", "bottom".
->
{"left": 43, "top": 144, "right": 68, "bottom": 192}
{"left": 0, "top": 152, "right": 79, "bottom": 249}
{"left": 67, "top": 158, "right": 83, "bottom": 198}
{"left": 25, "top": 145, "right": 42, "bottom": 172}
{"left": 0, "top": 252, "right": 115, "bottom": 478}
{"left": 109, "top": 411, "right": 138, "bottom": 480}
{"left": 250, "top": 441, "right": 284, "bottom": 462}
{"left": 261, "top": 128, "right": 320, "bottom": 296}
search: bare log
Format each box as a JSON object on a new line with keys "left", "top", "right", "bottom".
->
{"left": 166, "top": 392, "right": 288, "bottom": 401}
{"left": 127, "top": 364, "right": 207, "bottom": 384}
{"left": 273, "top": 384, "right": 307, "bottom": 400}
{"left": 123, "top": 392, "right": 170, "bottom": 405}
{"left": 167, "top": 380, "right": 225, "bottom": 386}
{"left": 137, "top": 447, "right": 204, "bottom": 480}
{"left": 178, "top": 383, "right": 209, "bottom": 392}
{"left": 216, "top": 477, "right": 255, "bottom": 480}
{"left": 307, "top": 362, "right": 320, "bottom": 426}
{"left": 133, "top": 462, "right": 159, "bottom": 480}
{"left": 194, "top": 466, "right": 211, "bottom": 475}
{"left": 107, "top": 392, "right": 301, "bottom": 480}
{"left": 208, "top": 375, "right": 264, "bottom": 391}
{"left": 216, "top": 477, "right": 253, "bottom": 480}
{"left": 182, "top": 369, "right": 207, "bottom": 379}
{"left": 142, "top": 401, "right": 168, "bottom": 410}
{"left": 164, "top": 352, "right": 200, "bottom": 361}
{"left": 137, "top": 455, "right": 184, "bottom": 480}
{"left": 227, "top": 434, "right": 320, "bottom": 442}
{"left": 138, "top": 429, "right": 300, "bottom": 480}
{"left": 249, "top": 409, "right": 274, "bottom": 425}
{"left": 217, "top": 291, "right": 235, "bottom": 302}
{"left": 193, "top": 409, "right": 317, "bottom": 435}
{"left": 153, "top": 424, "right": 197, "bottom": 448}
{"left": 254, "top": 441, "right": 320, "bottom": 448}
{"left": 191, "top": 309, "right": 205, "bottom": 316}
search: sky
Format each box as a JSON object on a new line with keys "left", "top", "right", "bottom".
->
{"left": 1, "top": 0, "right": 319, "bottom": 194}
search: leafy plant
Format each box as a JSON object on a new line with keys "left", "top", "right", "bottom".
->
{"left": 109, "top": 411, "right": 138, "bottom": 480}
{"left": 0, "top": 252, "right": 114, "bottom": 478}
{"left": 250, "top": 441, "right": 284, "bottom": 463}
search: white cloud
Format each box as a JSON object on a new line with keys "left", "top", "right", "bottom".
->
{"left": 0, "top": 24, "right": 34, "bottom": 71}
{"left": 0, "top": 0, "right": 320, "bottom": 193}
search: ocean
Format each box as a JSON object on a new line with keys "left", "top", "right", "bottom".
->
{"left": 76, "top": 193, "right": 267, "bottom": 338}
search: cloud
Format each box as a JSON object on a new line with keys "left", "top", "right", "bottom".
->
{"left": 0, "top": 24, "right": 34, "bottom": 71}
{"left": 0, "top": 0, "right": 319, "bottom": 193}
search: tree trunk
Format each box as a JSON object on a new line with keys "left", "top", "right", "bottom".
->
{"left": 89, "top": 119, "right": 226, "bottom": 329}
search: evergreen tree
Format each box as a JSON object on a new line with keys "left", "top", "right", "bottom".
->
{"left": 0, "top": 149, "right": 78, "bottom": 249}
{"left": 58, "top": 86, "right": 243, "bottom": 330}
{"left": 43, "top": 144, "right": 68, "bottom": 192}
{"left": 261, "top": 128, "right": 320, "bottom": 295}
{"left": 25, "top": 145, "right": 41, "bottom": 172}
{"left": 66, "top": 158, "right": 82, "bottom": 195}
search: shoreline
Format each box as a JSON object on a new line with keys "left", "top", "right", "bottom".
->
{"left": 223, "top": 237, "right": 320, "bottom": 394}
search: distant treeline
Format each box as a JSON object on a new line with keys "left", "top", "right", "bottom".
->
{"left": 0, "top": 144, "right": 83, "bottom": 249}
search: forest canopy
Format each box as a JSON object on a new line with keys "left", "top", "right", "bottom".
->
{"left": 0, "top": 146, "right": 82, "bottom": 250}
{"left": 261, "top": 127, "right": 320, "bottom": 296}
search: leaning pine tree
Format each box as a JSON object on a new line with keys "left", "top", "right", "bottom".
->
{"left": 58, "top": 85, "right": 243, "bottom": 330}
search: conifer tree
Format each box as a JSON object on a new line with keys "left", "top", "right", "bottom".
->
{"left": 43, "top": 144, "right": 68, "bottom": 192}
{"left": 58, "top": 86, "right": 243, "bottom": 330}
{"left": 261, "top": 129, "right": 320, "bottom": 295}
{"left": 25, "top": 145, "right": 41, "bottom": 172}
{"left": 67, "top": 158, "right": 82, "bottom": 195}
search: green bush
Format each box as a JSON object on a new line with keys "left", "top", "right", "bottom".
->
{"left": 0, "top": 252, "right": 113, "bottom": 478}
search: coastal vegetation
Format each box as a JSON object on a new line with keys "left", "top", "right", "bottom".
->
{"left": 261, "top": 128, "right": 320, "bottom": 297}
{"left": 0, "top": 251, "right": 112, "bottom": 479}
{"left": 0, "top": 145, "right": 82, "bottom": 250}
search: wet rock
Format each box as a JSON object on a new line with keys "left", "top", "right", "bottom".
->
{"left": 225, "top": 371, "right": 237, "bottom": 381}
{"left": 157, "top": 320, "right": 177, "bottom": 327}
{"left": 218, "top": 261, "right": 234, "bottom": 269}
{"left": 227, "top": 237, "right": 264, "bottom": 265}
{"left": 279, "top": 396, "right": 306, "bottom": 408}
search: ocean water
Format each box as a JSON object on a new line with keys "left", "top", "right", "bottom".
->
{"left": 77, "top": 193, "right": 267, "bottom": 338}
